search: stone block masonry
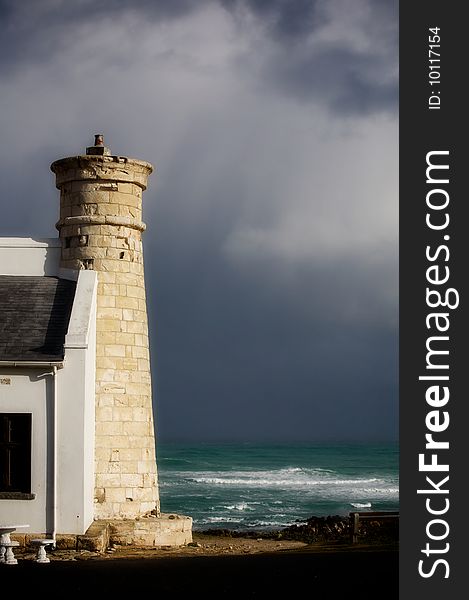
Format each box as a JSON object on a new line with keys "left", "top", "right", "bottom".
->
{"left": 11, "top": 514, "right": 192, "bottom": 552}
{"left": 51, "top": 140, "right": 159, "bottom": 520}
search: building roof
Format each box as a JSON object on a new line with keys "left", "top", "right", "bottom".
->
{"left": 0, "top": 276, "right": 76, "bottom": 362}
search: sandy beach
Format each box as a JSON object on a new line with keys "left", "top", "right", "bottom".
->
{"left": 3, "top": 533, "right": 398, "bottom": 598}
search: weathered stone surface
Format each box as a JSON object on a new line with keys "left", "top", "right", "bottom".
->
{"left": 109, "top": 514, "right": 193, "bottom": 547}
{"left": 51, "top": 155, "right": 153, "bottom": 189}
{"left": 77, "top": 521, "right": 110, "bottom": 552}
{"left": 53, "top": 150, "right": 159, "bottom": 521}
{"left": 15, "top": 515, "right": 192, "bottom": 553}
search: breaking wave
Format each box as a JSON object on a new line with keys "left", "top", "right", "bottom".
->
{"left": 158, "top": 443, "right": 399, "bottom": 529}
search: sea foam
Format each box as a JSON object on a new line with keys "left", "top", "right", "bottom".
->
{"left": 157, "top": 442, "right": 399, "bottom": 529}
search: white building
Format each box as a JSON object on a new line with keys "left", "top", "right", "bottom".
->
{"left": 0, "top": 239, "right": 96, "bottom": 536}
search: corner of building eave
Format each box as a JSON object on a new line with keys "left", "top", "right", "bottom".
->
{"left": 64, "top": 269, "right": 98, "bottom": 350}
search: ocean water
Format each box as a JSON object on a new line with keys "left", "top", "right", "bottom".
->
{"left": 157, "top": 442, "right": 399, "bottom": 530}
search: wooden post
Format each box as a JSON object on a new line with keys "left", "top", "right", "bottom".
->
{"left": 352, "top": 512, "right": 360, "bottom": 544}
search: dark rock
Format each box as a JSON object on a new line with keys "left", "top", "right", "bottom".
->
{"left": 199, "top": 513, "right": 398, "bottom": 545}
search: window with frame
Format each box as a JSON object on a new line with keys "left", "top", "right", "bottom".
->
{"left": 0, "top": 413, "right": 32, "bottom": 496}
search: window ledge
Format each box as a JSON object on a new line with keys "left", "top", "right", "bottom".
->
{"left": 0, "top": 492, "right": 36, "bottom": 500}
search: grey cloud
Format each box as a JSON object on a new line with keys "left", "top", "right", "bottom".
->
{"left": 0, "top": 0, "right": 199, "bottom": 74}
{"left": 265, "top": 47, "right": 398, "bottom": 114}
{"left": 0, "top": 0, "right": 398, "bottom": 442}
{"left": 223, "top": 0, "right": 398, "bottom": 114}
{"left": 221, "top": 0, "right": 322, "bottom": 40}
{"left": 0, "top": 0, "right": 397, "bottom": 114}
{"left": 223, "top": 0, "right": 397, "bottom": 45}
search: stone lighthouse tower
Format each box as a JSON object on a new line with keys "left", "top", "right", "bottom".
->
{"left": 51, "top": 135, "right": 159, "bottom": 522}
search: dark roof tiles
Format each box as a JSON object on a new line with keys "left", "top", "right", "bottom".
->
{"left": 0, "top": 276, "right": 76, "bottom": 362}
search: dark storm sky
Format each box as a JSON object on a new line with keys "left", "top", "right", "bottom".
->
{"left": 0, "top": 0, "right": 398, "bottom": 442}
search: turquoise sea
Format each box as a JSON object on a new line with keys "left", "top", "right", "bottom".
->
{"left": 157, "top": 442, "right": 399, "bottom": 530}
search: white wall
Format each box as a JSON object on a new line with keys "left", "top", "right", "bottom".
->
{"left": 57, "top": 270, "right": 97, "bottom": 534}
{"left": 0, "top": 238, "right": 61, "bottom": 276}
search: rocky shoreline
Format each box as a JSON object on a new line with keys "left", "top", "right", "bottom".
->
{"left": 200, "top": 514, "right": 399, "bottom": 545}
{"left": 5, "top": 514, "right": 398, "bottom": 567}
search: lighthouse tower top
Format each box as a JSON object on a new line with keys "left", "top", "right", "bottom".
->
{"left": 51, "top": 134, "right": 160, "bottom": 520}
